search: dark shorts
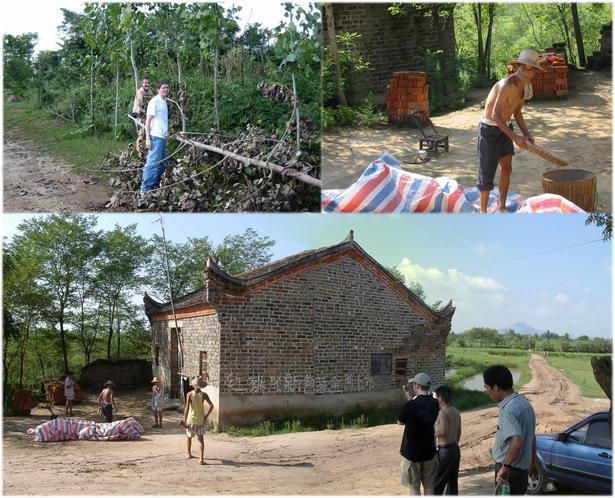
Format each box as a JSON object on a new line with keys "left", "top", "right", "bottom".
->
{"left": 101, "top": 403, "right": 113, "bottom": 423}
{"left": 477, "top": 122, "right": 515, "bottom": 192}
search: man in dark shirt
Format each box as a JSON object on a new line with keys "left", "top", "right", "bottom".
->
{"left": 398, "top": 372, "right": 440, "bottom": 495}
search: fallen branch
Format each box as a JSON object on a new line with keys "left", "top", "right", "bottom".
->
{"left": 175, "top": 133, "right": 322, "bottom": 188}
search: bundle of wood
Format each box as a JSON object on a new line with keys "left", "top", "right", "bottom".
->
{"left": 102, "top": 124, "right": 320, "bottom": 212}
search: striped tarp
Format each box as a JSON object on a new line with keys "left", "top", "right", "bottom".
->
{"left": 27, "top": 417, "right": 144, "bottom": 442}
{"left": 26, "top": 417, "right": 95, "bottom": 442}
{"left": 78, "top": 417, "right": 144, "bottom": 441}
{"left": 321, "top": 153, "right": 584, "bottom": 214}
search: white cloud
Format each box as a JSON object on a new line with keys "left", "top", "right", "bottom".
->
{"left": 555, "top": 293, "right": 569, "bottom": 303}
{"left": 396, "top": 257, "right": 507, "bottom": 293}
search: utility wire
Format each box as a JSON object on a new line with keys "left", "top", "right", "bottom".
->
{"left": 459, "top": 238, "right": 604, "bottom": 272}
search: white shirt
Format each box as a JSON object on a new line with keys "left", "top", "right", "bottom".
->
{"left": 64, "top": 376, "right": 75, "bottom": 400}
{"left": 147, "top": 95, "right": 168, "bottom": 139}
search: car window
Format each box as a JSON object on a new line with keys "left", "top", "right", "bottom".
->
{"left": 584, "top": 420, "right": 611, "bottom": 448}
{"left": 568, "top": 423, "right": 588, "bottom": 443}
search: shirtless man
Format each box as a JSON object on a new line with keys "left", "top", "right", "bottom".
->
{"left": 132, "top": 77, "right": 154, "bottom": 148}
{"left": 98, "top": 380, "right": 117, "bottom": 423}
{"left": 477, "top": 49, "right": 546, "bottom": 213}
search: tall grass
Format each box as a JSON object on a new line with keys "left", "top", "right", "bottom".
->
{"left": 546, "top": 352, "right": 609, "bottom": 399}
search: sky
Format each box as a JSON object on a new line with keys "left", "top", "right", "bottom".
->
{"left": 2, "top": 0, "right": 315, "bottom": 54}
{"left": 2, "top": 212, "right": 612, "bottom": 339}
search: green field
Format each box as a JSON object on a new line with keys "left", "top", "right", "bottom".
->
{"left": 546, "top": 352, "right": 609, "bottom": 399}
{"left": 4, "top": 98, "right": 127, "bottom": 173}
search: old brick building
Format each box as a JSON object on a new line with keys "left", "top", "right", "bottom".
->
{"left": 144, "top": 232, "right": 454, "bottom": 425}
{"left": 323, "top": 3, "right": 457, "bottom": 104}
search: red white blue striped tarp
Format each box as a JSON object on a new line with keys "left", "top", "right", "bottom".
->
{"left": 27, "top": 417, "right": 144, "bottom": 442}
{"left": 321, "top": 153, "right": 584, "bottom": 214}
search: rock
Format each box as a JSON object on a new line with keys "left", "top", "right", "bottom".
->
{"left": 7, "top": 95, "right": 24, "bottom": 103}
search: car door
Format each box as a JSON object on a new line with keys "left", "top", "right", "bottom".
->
{"left": 549, "top": 416, "right": 612, "bottom": 494}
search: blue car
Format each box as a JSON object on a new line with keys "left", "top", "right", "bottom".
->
{"left": 528, "top": 410, "right": 612, "bottom": 494}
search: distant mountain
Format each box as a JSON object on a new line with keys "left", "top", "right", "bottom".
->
{"left": 499, "top": 322, "right": 544, "bottom": 335}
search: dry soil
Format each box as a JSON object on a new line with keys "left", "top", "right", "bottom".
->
{"left": 2, "top": 354, "right": 608, "bottom": 495}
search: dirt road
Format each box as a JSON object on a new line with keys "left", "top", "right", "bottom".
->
{"left": 322, "top": 70, "right": 612, "bottom": 211}
{"left": 3, "top": 355, "right": 607, "bottom": 495}
{"left": 3, "top": 128, "right": 113, "bottom": 212}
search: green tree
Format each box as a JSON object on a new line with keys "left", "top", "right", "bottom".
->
{"left": 3, "top": 32, "right": 38, "bottom": 94}
{"left": 147, "top": 228, "right": 275, "bottom": 302}
{"left": 95, "top": 224, "right": 152, "bottom": 359}
{"left": 10, "top": 214, "right": 101, "bottom": 374}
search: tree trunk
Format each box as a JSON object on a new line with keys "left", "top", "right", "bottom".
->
{"left": 89, "top": 48, "right": 94, "bottom": 124}
{"left": 591, "top": 356, "right": 611, "bottom": 428}
{"left": 291, "top": 73, "right": 301, "bottom": 152}
{"left": 473, "top": 4, "right": 485, "bottom": 82}
{"left": 176, "top": 55, "right": 183, "bottom": 87}
{"left": 130, "top": 40, "right": 139, "bottom": 92}
{"left": 324, "top": 3, "right": 348, "bottom": 106}
{"left": 484, "top": 4, "right": 495, "bottom": 80}
{"left": 571, "top": 3, "right": 586, "bottom": 67}
{"left": 214, "top": 44, "right": 220, "bottom": 130}
{"left": 59, "top": 316, "right": 69, "bottom": 376}
{"left": 116, "top": 314, "right": 121, "bottom": 360}
{"left": 114, "top": 64, "right": 120, "bottom": 138}
{"left": 557, "top": 4, "right": 576, "bottom": 66}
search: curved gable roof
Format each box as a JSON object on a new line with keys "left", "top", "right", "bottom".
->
{"left": 145, "top": 232, "right": 454, "bottom": 324}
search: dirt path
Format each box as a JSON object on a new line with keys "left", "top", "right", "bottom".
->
{"left": 3, "top": 355, "right": 607, "bottom": 495}
{"left": 322, "top": 70, "right": 612, "bottom": 211}
{"left": 3, "top": 128, "right": 113, "bottom": 212}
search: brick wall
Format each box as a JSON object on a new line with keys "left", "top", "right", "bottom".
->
{"left": 323, "top": 3, "right": 457, "bottom": 104}
{"left": 211, "top": 253, "right": 450, "bottom": 396}
{"left": 80, "top": 359, "right": 151, "bottom": 389}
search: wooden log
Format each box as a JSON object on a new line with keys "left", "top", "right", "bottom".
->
{"left": 175, "top": 134, "right": 322, "bottom": 188}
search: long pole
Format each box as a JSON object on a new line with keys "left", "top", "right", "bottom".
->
{"left": 154, "top": 217, "right": 184, "bottom": 378}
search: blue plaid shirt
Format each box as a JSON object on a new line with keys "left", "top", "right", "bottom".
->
{"left": 492, "top": 392, "right": 536, "bottom": 470}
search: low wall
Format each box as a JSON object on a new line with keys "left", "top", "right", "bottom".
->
{"left": 80, "top": 359, "right": 151, "bottom": 389}
{"left": 218, "top": 388, "right": 405, "bottom": 426}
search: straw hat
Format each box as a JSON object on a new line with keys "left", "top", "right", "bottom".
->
{"left": 151, "top": 376, "right": 161, "bottom": 384}
{"left": 509, "top": 49, "right": 547, "bottom": 72}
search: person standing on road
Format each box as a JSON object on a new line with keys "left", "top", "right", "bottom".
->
{"left": 151, "top": 376, "right": 164, "bottom": 428}
{"left": 398, "top": 372, "right": 440, "bottom": 495}
{"left": 64, "top": 372, "right": 75, "bottom": 417}
{"left": 434, "top": 385, "right": 462, "bottom": 495}
{"left": 181, "top": 377, "right": 214, "bottom": 465}
{"left": 98, "top": 380, "right": 118, "bottom": 423}
{"left": 141, "top": 80, "right": 170, "bottom": 192}
{"left": 483, "top": 365, "right": 539, "bottom": 495}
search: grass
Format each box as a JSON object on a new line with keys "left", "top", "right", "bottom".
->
{"left": 446, "top": 346, "right": 533, "bottom": 389}
{"left": 546, "top": 352, "right": 610, "bottom": 399}
{"left": 4, "top": 98, "right": 127, "bottom": 174}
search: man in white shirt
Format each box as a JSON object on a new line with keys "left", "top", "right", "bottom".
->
{"left": 64, "top": 372, "right": 75, "bottom": 417}
{"left": 141, "top": 80, "right": 170, "bottom": 192}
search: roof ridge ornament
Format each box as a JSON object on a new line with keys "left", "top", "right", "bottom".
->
{"left": 345, "top": 230, "right": 354, "bottom": 243}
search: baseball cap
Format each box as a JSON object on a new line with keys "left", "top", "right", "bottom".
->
{"left": 408, "top": 372, "right": 432, "bottom": 387}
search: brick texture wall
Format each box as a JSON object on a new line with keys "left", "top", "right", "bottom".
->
{"left": 208, "top": 253, "right": 450, "bottom": 396}
{"left": 323, "top": 3, "right": 457, "bottom": 104}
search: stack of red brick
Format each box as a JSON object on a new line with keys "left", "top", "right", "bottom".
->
{"left": 386, "top": 71, "right": 429, "bottom": 124}
{"left": 522, "top": 53, "right": 569, "bottom": 100}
